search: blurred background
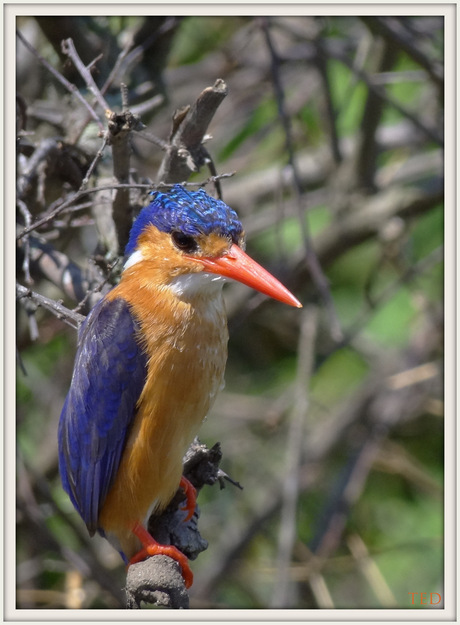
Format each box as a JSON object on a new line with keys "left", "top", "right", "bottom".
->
{"left": 16, "top": 15, "right": 444, "bottom": 610}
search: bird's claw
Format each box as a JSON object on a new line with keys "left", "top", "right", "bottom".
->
{"left": 130, "top": 521, "right": 193, "bottom": 588}
{"left": 179, "top": 475, "right": 197, "bottom": 522}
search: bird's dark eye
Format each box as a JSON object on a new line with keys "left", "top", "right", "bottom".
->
{"left": 172, "top": 231, "right": 198, "bottom": 253}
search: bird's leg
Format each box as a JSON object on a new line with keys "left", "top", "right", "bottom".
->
{"left": 179, "top": 476, "right": 196, "bottom": 522}
{"left": 129, "top": 521, "right": 193, "bottom": 588}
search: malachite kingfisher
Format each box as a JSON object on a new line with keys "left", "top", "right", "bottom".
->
{"left": 58, "top": 184, "right": 301, "bottom": 588}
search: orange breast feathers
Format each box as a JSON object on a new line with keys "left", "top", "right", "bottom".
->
{"left": 97, "top": 251, "right": 228, "bottom": 559}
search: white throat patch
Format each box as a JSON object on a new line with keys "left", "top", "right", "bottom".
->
{"left": 169, "top": 272, "right": 226, "bottom": 299}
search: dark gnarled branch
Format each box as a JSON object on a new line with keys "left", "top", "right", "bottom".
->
{"left": 125, "top": 440, "right": 225, "bottom": 609}
{"left": 156, "top": 79, "right": 228, "bottom": 186}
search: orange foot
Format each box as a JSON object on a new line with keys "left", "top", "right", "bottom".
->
{"left": 130, "top": 521, "right": 193, "bottom": 589}
{"left": 179, "top": 476, "right": 197, "bottom": 522}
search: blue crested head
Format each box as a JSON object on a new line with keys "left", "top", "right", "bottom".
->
{"left": 125, "top": 185, "right": 243, "bottom": 256}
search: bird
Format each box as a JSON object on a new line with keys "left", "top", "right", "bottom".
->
{"left": 58, "top": 184, "right": 302, "bottom": 589}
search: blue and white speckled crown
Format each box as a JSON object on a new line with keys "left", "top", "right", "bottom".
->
{"left": 125, "top": 185, "right": 243, "bottom": 256}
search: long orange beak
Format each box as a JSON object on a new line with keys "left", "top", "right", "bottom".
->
{"left": 191, "top": 244, "right": 302, "bottom": 308}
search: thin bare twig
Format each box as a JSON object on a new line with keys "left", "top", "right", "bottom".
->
{"left": 70, "top": 18, "right": 177, "bottom": 144}
{"left": 308, "top": 183, "right": 443, "bottom": 271}
{"left": 16, "top": 30, "right": 104, "bottom": 131}
{"left": 72, "top": 259, "right": 120, "bottom": 314}
{"left": 17, "top": 234, "right": 96, "bottom": 306}
{"left": 271, "top": 306, "right": 318, "bottom": 608}
{"left": 261, "top": 18, "right": 343, "bottom": 342}
{"left": 80, "top": 135, "right": 109, "bottom": 187}
{"left": 352, "top": 36, "right": 399, "bottom": 191}
{"left": 60, "top": 39, "right": 142, "bottom": 253}
{"left": 17, "top": 183, "right": 150, "bottom": 240}
{"left": 361, "top": 17, "right": 444, "bottom": 89}
{"left": 16, "top": 283, "right": 85, "bottom": 329}
{"left": 129, "top": 93, "right": 164, "bottom": 117}
{"left": 114, "top": 16, "right": 179, "bottom": 81}
{"left": 132, "top": 128, "right": 169, "bottom": 150}
{"left": 313, "top": 31, "right": 342, "bottom": 164}
{"left": 326, "top": 35, "right": 443, "bottom": 147}
{"left": 61, "top": 38, "right": 110, "bottom": 114}
{"left": 17, "top": 200, "right": 33, "bottom": 284}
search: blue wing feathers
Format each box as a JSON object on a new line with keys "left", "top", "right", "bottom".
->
{"left": 58, "top": 296, "right": 147, "bottom": 535}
